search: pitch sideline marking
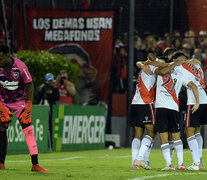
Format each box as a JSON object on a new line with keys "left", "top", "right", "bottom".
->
{"left": 128, "top": 172, "right": 207, "bottom": 180}
{"left": 6, "top": 156, "right": 82, "bottom": 163}
{"left": 6, "top": 155, "right": 131, "bottom": 163}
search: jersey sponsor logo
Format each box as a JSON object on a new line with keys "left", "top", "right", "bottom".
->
{"left": 0, "top": 80, "right": 19, "bottom": 90}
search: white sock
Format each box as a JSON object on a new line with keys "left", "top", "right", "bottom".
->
{"left": 137, "top": 135, "right": 152, "bottom": 161}
{"left": 187, "top": 136, "right": 200, "bottom": 164}
{"left": 132, "top": 138, "right": 141, "bottom": 165}
{"left": 161, "top": 143, "right": 171, "bottom": 166}
{"left": 144, "top": 141, "right": 154, "bottom": 162}
{"left": 195, "top": 133, "right": 203, "bottom": 159}
{"left": 168, "top": 141, "right": 174, "bottom": 162}
{"left": 174, "top": 140, "right": 183, "bottom": 166}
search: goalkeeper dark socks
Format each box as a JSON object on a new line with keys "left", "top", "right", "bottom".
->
{"left": 31, "top": 154, "right": 38, "bottom": 165}
{"left": 0, "top": 131, "right": 8, "bottom": 164}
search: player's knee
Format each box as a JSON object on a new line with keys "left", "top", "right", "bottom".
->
{"left": 159, "top": 132, "right": 168, "bottom": 144}
{"left": 134, "top": 126, "right": 144, "bottom": 139}
{"left": 20, "top": 123, "right": 31, "bottom": 129}
{"left": 185, "top": 127, "right": 195, "bottom": 138}
{"left": 195, "top": 127, "right": 200, "bottom": 134}
{"left": 171, "top": 132, "right": 181, "bottom": 141}
{"left": 134, "top": 133, "right": 142, "bottom": 139}
{"left": 146, "top": 132, "right": 155, "bottom": 139}
{"left": 145, "top": 125, "right": 155, "bottom": 139}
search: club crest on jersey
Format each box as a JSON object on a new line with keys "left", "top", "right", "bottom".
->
{"left": 13, "top": 71, "right": 19, "bottom": 79}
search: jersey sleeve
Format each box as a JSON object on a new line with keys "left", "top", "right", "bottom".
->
{"left": 19, "top": 61, "right": 32, "bottom": 83}
{"left": 149, "top": 65, "right": 157, "bottom": 73}
{"left": 180, "top": 67, "right": 197, "bottom": 87}
{"left": 180, "top": 70, "right": 194, "bottom": 87}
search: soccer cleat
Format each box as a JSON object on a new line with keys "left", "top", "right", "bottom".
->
{"left": 131, "top": 165, "right": 139, "bottom": 170}
{"left": 161, "top": 164, "right": 175, "bottom": 171}
{"left": 0, "top": 163, "right": 5, "bottom": 170}
{"left": 175, "top": 163, "right": 185, "bottom": 170}
{"left": 199, "top": 158, "right": 203, "bottom": 170}
{"left": 134, "top": 159, "right": 152, "bottom": 170}
{"left": 146, "top": 161, "right": 152, "bottom": 170}
{"left": 186, "top": 163, "right": 199, "bottom": 170}
{"left": 31, "top": 164, "right": 50, "bottom": 172}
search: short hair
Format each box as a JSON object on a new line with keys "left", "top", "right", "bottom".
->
{"left": 163, "top": 48, "right": 177, "bottom": 57}
{"left": 170, "top": 51, "right": 189, "bottom": 61}
{"left": 158, "top": 56, "right": 169, "bottom": 63}
{"left": 0, "top": 43, "right": 9, "bottom": 54}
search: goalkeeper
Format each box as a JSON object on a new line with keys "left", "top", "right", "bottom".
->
{"left": 0, "top": 43, "right": 49, "bottom": 172}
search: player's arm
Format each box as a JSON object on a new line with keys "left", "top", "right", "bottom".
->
{"left": 145, "top": 60, "right": 168, "bottom": 68}
{"left": 154, "top": 59, "right": 183, "bottom": 75}
{"left": 25, "top": 81, "right": 34, "bottom": 101}
{"left": 19, "top": 81, "right": 33, "bottom": 124}
{"left": 136, "top": 61, "right": 153, "bottom": 75}
{"left": 187, "top": 81, "right": 200, "bottom": 114}
{"left": 186, "top": 58, "right": 201, "bottom": 67}
{"left": 145, "top": 53, "right": 168, "bottom": 67}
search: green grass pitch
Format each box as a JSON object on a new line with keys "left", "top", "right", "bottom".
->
{"left": 0, "top": 148, "right": 207, "bottom": 180}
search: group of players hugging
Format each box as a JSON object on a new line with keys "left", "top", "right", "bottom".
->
{"left": 129, "top": 48, "right": 207, "bottom": 171}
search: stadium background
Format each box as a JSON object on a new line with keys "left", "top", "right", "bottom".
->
{"left": 1, "top": 0, "right": 207, "bottom": 153}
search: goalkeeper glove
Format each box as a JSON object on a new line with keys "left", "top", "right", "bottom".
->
{"left": 0, "top": 101, "right": 13, "bottom": 123}
{"left": 19, "top": 101, "right": 32, "bottom": 124}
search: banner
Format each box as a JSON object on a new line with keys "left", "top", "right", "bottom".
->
{"left": 186, "top": 0, "right": 207, "bottom": 35}
{"left": 52, "top": 105, "right": 106, "bottom": 151}
{"left": 19, "top": 8, "right": 115, "bottom": 103}
{"left": 7, "top": 105, "right": 49, "bottom": 154}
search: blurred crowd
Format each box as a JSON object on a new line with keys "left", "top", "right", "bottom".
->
{"left": 112, "top": 30, "right": 207, "bottom": 93}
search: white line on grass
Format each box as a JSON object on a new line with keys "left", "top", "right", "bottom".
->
{"left": 6, "top": 156, "right": 82, "bottom": 163}
{"left": 6, "top": 155, "right": 131, "bottom": 163}
{"left": 128, "top": 172, "right": 207, "bottom": 180}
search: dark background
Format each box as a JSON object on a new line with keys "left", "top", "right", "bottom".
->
{"left": 4, "top": 0, "right": 188, "bottom": 38}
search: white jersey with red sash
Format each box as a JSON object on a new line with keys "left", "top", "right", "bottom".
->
{"left": 155, "top": 66, "right": 191, "bottom": 111}
{"left": 180, "top": 63, "right": 207, "bottom": 105}
{"left": 132, "top": 65, "right": 156, "bottom": 105}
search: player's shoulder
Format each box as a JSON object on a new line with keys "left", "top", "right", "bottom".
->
{"left": 13, "top": 58, "right": 27, "bottom": 68}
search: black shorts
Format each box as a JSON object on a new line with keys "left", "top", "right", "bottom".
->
{"left": 155, "top": 108, "right": 181, "bottom": 133}
{"left": 185, "top": 104, "right": 207, "bottom": 127}
{"left": 128, "top": 104, "right": 155, "bottom": 127}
